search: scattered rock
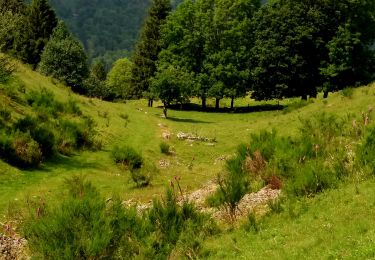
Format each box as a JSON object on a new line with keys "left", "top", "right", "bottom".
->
{"left": 159, "top": 160, "right": 170, "bottom": 168}
{"left": 176, "top": 132, "right": 215, "bottom": 143}
{"left": 158, "top": 123, "right": 166, "bottom": 128}
{"left": 0, "top": 234, "right": 27, "bottom": 260}
{"left": 161, "top": 132, "right": 171, "bottom": 140}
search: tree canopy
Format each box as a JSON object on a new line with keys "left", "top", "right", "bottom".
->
{"left": 39, "top": 21, "right": 89, "bottom": 92}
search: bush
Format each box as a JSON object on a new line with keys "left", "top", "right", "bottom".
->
{"left": 112, "top": 145, "right": 143, "bottom": 169}
{"left": 286, "top": 160, "right": 338, "bottom": 196}
{"left": 23, "top": 176, "right": 143, "bottom": 259}
{"left": 14, "top": 116, "right": 56, "bottom": 157}
{"left": 26, "top": 89, "right": 65, "bottom": 116}
{"left": 357, "top": 126, "right": 375, "bottom": 173}
{"left": 208, "top": 146, "right": 251, "bottom": 220}
{"left": 160, "top": 142, "right": 170, "bottom": 154}
{"left": 341, "top": 87, "right": 355, "bottom": 98}
{"left": 0, "top": 131, "right": 42, "bottom": 168}
{"left": 130, "top": 163, "right": 157, "bottom": 187}
{"left": 26, "top": 89, "right": 82, "bottom": 116}
{"left": 147, "top": 185, "right": 216, "bottom": 259}
{"left": 56, "top": 118, "right": 96, "bottom": 155}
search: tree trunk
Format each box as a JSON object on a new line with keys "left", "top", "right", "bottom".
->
{"left": 323, "top": 91, "right": 329, "bottom": 99}
{"left": 201, "top": 96, "right": 206, "bottom": 110}
{"left": 215, "top": 98, "right": 220, "bottom": 110}
{"left": 230, "top": 97, "right": 234, "bottom": 110}
{"left": 163, "top": 104, "right": 167, "bottom": 118}
{"left": 150, "top": 99, "right": 153, "bottom": 107}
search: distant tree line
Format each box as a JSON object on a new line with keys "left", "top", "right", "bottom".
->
{"left": 130, "top": 0, "right": 375, "bottom": 112}
{"left": 0, "top": 0, "right": 133, "bottom": 100}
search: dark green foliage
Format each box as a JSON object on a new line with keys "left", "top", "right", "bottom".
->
{"left": 56, "top": 118, "right": 96, "bottom": 155}
{"left": 23, "top": 176, "right": 143, "bottom": 259}
{"left": 39, "top": 21, "right": 89, "bottom": 93}
{"left": 0, "top": 131, "right": 42, "bottom": 168}
{"left": 13, "top": 0, "right": 58, "bottom": 66}
{"left": 250, "top": 0, "right": 375, "bottom": 100}
{"left": 160, "top": 142, "right": 170, "bottom": 154}
{"left": 14, "top": 116, "right": 56, "bottom": 157}
{"left": 131, "top": 0, "right": 172, "bottom": 100}
{"left": 84, "top": 61, "right": 114, "bottom": 100}
{"left": 112, "top": 145, "right": 143, "bottom": 170}
{"left": 49, "top": 0, "right": 152, "bottom": 64}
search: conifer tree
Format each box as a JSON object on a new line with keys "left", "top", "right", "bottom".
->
{"left": 39, "top": 22, "right": 89, "bottom": 92}
{"left": 131, "top": 0, "right": 172, "bottom": 107}
{"left": 14, "top": 0, "right": 57, "bottom": 66}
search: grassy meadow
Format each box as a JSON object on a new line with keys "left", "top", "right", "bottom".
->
{"left": 2, "top": 61, "right": 375, "bottom": 258}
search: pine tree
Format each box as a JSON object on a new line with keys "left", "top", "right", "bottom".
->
{"left": 14, "top": 0, "right": 57, "bottom": 66}
{"left": 39, "top": 22, "right": 89, "bottom": 92}
{"left": 131, "top": 0, "right": 172, "bottom": 107}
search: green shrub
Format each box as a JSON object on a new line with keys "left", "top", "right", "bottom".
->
{"left": 160, "top": 142, "right": 170, "bottom": 154}
{"left": 286, "top": 160, "right": 338, "bottom": 196}
{"left": 208, "top": 147, "right": 251, "bottom": 220}
{"left": 341, "top": 87, "right": 355, "bottom": 98}
{"left": 63, "top": 99, "right": 82, "bottom": 115}
{"left": 283, "top": 99, "right": 313, "bottom": 114}
{"left": 23, "top": 176, "right": 143, "bottom": 259}
{"left": 130, "top": 163, "right": 157, "bottom": 187}
{"left": 112, "top": 145, "right": 143, "bottom": 169}
{"left": 0, "top": 131, "right": 42, "bottom": 168}
{"left": 26, "top": 89, "right": 65, "bottom": 116}
{"left": 14, "top": 116, "right": 56, "bottom": 157}
{"left": 26, "top": 89, "right": 82, "bottom": 116}
{"left": 147, "top": 186, "right": 216, "bottom": 259}
{"left": 357, "top": 126, "right": 375, "bottom": 173}
{"left": 56, "top": 118, "right": 96, "bottom": 155}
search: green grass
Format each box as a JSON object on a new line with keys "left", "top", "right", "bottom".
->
{"left": 204, "top": 179, "right": 375, "bottom": 259}
{"left": 1, "top": 61, "right": 375, "bottom": 221}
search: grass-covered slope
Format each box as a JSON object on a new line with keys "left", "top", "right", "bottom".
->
{"left": 1, "top": 60, "right": 375, "bottom": 220}
{"left": 205, "top": 179, "right": 375, "bottom": 259}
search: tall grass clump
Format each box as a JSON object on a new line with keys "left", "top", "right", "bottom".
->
{"left": 207, "top": 144, "right": 251, "bottom": 220}
{"left": 146, "top": 180, "right": 218, "bottom": 259}
{"left": 160, "top": 141, "right": 170, "bottom": 155}
{"left": 26, "top": 88, "right": 82, "bottom": 116}
{"left": 23, "top": 176, "right": 216, "bottom": 259}
{"left": 0, "top": 131, "right": 42, "bottom": 168}
{"left": 341, "top": 87, "right": 355, "bottom": 98}
{"left": 23, "top": 176, "right": 144, "bottom": 259}
{"left": 112, "top": 145, "right": 143, "bottom": 169}
{"left": 357, "top": 125, "right": 375, "bottom": 174}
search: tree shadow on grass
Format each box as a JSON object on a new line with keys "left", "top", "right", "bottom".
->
{"left": 167, "top": 116, "right": 212, "bottom": 124}
{"left": 39, "top": 154, "right": 106, "bottom": 173}
{"left": 160, "top": 103, "right": 284, "bottom": 114}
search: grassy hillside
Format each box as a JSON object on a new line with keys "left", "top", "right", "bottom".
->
{"left": 1, "top": 60, "right": 375, "bottom": 257}
{"left": 1, "top": 61, "right": 375, "bottom": 212}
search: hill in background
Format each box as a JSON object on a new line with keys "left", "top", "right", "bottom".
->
{"left": 49, "top": 0, "right": 182, "bottom": 66}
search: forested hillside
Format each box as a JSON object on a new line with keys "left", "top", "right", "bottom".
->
{"left": 49, "top": 0, "right": 182, "bottom": 65}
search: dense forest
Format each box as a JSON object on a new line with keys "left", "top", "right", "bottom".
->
{"left": 49, "top": 0, "right": 183, "bottom": 66}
